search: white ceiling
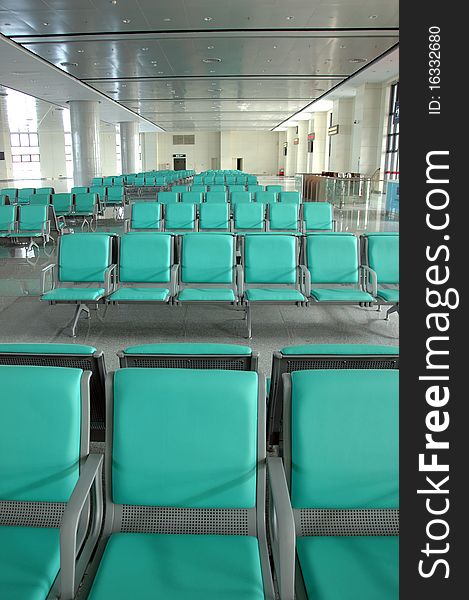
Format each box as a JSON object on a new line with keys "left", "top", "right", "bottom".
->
{"left": 0, "top": 0, "right": 399, "bottom": 131}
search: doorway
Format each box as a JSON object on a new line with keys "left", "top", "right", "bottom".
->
{"left": 173, "top": 157, "right": 186, "bottom": 170}
{"left": 236, "top": 157, "right": 243, "bottom": 171}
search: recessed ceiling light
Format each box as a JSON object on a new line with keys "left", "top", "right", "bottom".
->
{"left": 203, "top": 57, "right": 222, "bottom": 63}
{"left": 141, "top": 47, "right": 149, "bottom": 51}
{"left": 369, "top": 15, "right": 378, "bottom": 19}
{"left": 122, "top": 18, "right": 131, "bottom": 24}
{"left": 339, "top": 45, "right": 346, "bottom": 49}
{"left": 349, "top": 58, "right": 367, "bottom": 63}
{"left": 110, "top": 0, "right": 117, "bottom": 5}
{"left": 163, "top": 18, "right": 171, "bottom": 22}
{"left": 60, "top": 62, "right": 78, "bottom": 67}
{"left": 43, "top": 22, "right": 49, "bottom": 26}
{"left": 203, "top": 16, "right": 213, "bottom": 21}
{"left": 286, "top": 16, "right": 295, "bottom": 20}
{"left": 121, "top": 84, "right": 127, "bottom": 87}
{"left": 207, "top": 45, "right": 215, "bottom": 50}
{"left": 158, "top": 71, "right": 164, "bottom": 74}
{"left": 209, "top": 70, "right": 215, "bottom": 73}
{"left": 77, "top": 49, "right": 84, "bottom": 53}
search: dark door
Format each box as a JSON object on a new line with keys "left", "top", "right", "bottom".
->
{"left": 174, "top": 158, "right": 186, "bottom": 170}
{"left": 236, "top": 157, "right": 243, "bottom": 170}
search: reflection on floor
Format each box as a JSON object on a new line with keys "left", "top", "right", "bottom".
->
{"left": 0, "top": 176, "right": 398, "bottom": 372}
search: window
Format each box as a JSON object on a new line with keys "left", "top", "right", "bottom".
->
{"left": 10, "top": 132, "right": 40, "bottom": 163}
{"left": 173, "top": 134, "right": 195, "bottom": 145}
{"left": 384, "top": 82, "right": 399, "bottom": 180}
{"left": 62, "top": 110, "right": 74, "bottom": 178}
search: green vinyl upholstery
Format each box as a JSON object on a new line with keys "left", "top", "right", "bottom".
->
{"left": 0, "top": 526, "right": 61, "bottom": 600}
{"left": 190, "top": 185, "right": 207, "bottom": 192}
{"left": 205, "top": 191, "right": 227, "bottom": 203}
{"left": 0, "top": 205, "right": 15, "bottom": 236}
{"left": 106, "top": 187, "right": 124, "bottom": 205}
{"left": 303, "top": 202, "right": 333, "bottom": 230}
{"left": 268, "top": 203, "right": 299, "bottom": 231}
{"left": 177, "top": 288, "right": 236, "bottom": 301}
{"left": 1, "top": 188, "right": 17, "bottom": 200}
{"left": 244, "top": 234, "right": 298, "bottom": 284}
{"left": 307, "top": 233, "right": 359, "bottom": 284}
{"left": 365, "top": 233, "right": 399, "bottom": 283}
{"left": 0, "top": 365, "right": 83, "bottom": 502}
{"left": 377, "top": 288, "right": 399, "bottom": 302}
{"left": 234, "top": 203, "right": 265, "bottom": 231}
{"left": 296, "top": 536, "right": 399, "bottom": 600}
{"left": 180, "top": 233, "right": 234, "bottom": 284}
{"left": 164, "top": 203, "right": 196, "bottom": 231}
{"left": 116, "top": 233, "right": 171, "bottom": 282}
{"left": 266, "top": 185, "right": 282, "bottom": 193}
{"left": 36, "top": 188, "right": 54, "bottom": 195}
{"left": 231, "top": 191, "right": 251, "bottom": 204}
{"left": 158, "top": 192, "right": 179, "bottom": 204}
{"left": 123, "top": 343, "right": 252, "bottom": 355}
{"left": 290, "top": 369, "right": 398, "bottom": 509}
{"left": 58, "top": 233, "right": 112, "bottom": 282}
{"left": 279, "top": 191, "right": 301, "bottom": 204}
{"left": 199, "top": 203, "right": 230, "bottom": 230}
{"left": 255, "top": 191, "right": 277, "bottom": 204}
{"left": 89, "top": 187, "right": 107, "bottom": 202}
{"left": 74, "top": 193, "right": 98, "bottom": 216}
{"left": 51, "top": 193, "right": 73, "bottom": 216}
{"left": 17, "top": 188, "right": 36, "bottom": 199}
{"left": 172, "top": 185, "right": 189, "bottom": 193}
{"left": 28, "top": 194, "right": 51, "bottom": 206}
{"left": 18, "top": 205, "right": 48, "bottom": 232}
{"left": 281, "top": 343, "right": 399, "bottom": 355}
{"left": 88, "top": 533, "right": 264, "bottom": 600}
{"left": 210, "top": 185, "right": 226, "bottom": 192}
{"left": 41, "top": 288, "right": 106, "bottom": 302}
{"left": 244, "top": 288, "right": 304, "bottom": 302}
{"left": 0, "top": 343, "right": 97, "bottom": 355}
{"left": 112, "top": 368, "right": 258, "bottom": 507}
{"left": 130, "top": 202, "right": 161, "bottom": 230}
{"left": 71, "top": 186, "right": 88, "bottom": 195}
{"left": 181, "top": 191, "right": 203, "bottom": 204}
{"left": 311, "top": 288, "right": 373, "bottom": 302}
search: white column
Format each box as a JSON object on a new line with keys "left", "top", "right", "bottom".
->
{"left": 120, "top": 121, "right": 139, "bottom": 174}
{"left": 312, "top": 112, "right": 328, "bottom": 173}
{"left": 69, "top": 100, "right": 101, "bottom": 187}
{"left": 141, "top": 132, "right": 159, "bottom": 171}
{"left": 277, "top": 131, "right": 286, "bottom": 173}
{"left": 358, "top": 84, "right": 385, "bottom": 176}
{"left": 329, "top": 98, "right": 354, "bottom": 173}
{"left": 285, "top": 126, "right": 297, "bottom": 176}
{"left": 296, "top": 120, "right": 309, "bottom": 173}
{"left": 0, "top": 91, "right": 13, "bottom": 181}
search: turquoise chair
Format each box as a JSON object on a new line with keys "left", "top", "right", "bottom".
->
{"left": 114, "top": 176, "right": 126, "bottom": 185}
{"left": 158, "top": 191, "right": 179, "bottom": 204}
{"left": 134, "top": 175, "right": 146, "bottom": 186}
{"left": 164, "top": 203, "right": 197, "bottom": 232}
{"left": 267, "top": 344, "right": 399, "bottom": 446}
{"left": 51, "top": 193, "right": 73, "bottom": 217}
{"left": 181, "top": 191, "right": 203, "bottom": 204}
{"left": 278, "top": 191, "right": 301, "bottom": 204}
{"left": 190, "top": 184, "right": 207, "bottom": 193}
{"left": 74, "top": 193, "right": 99, "bottom": 230}
{"left": 103, "top": 176, "right": 114, "bottom": 187}
{"left": 17, "top": 188, "right": 36, "bottom": 202}
{"left": 209, "top": 184, "right": 226, "bottom": 192}
{"left": 303, "top": 202, "right": 334, "bottom": 232}
{"left": 240, "top": 234, "right": 307, "bottom": 338}
{"left": 205, "top": 191, "right": 227, "bottom": 203}
{"left": 36, "top": 187, "right": 54, "bottom": 195}
{"left": 145, "top": 176, "right": 156, "bottom": 186}
{"left": 268, "top": 368, "right": 399, "bottom": 599}
{"left": 231, "top": 191, "right": 252, "bottom": 205}
{"left": 0, "top": 195, "right": 8, "bottom": 206}
{"left": 266, "top": 185, "right": 282, "bottom": 193}
{"left": 247, "top": 184, "right": 264, "bottom": 193}
{"left": 41, "top": 233, "right": 116, "bottom": 337}
{"left": 107, "top": 233, "right": 175, "bottom": 304}
{"left": 0, "top": 188, "right": 17, "bottom": 202}
{"left": 118, "top": 342, "right": 258, "bottom": 370}
{"left": 92, "top": 177, "right": 103, "bottom": 185}
{"left": 267, "top": 204, "right": 301, "bottom": 233}
{"left": 0, "top": 343, "right": 107, "bottom": 439}
{"left": 172, "top": 185, "right": 189, "bottom": 193}
{"left": 155, "top": 176, "right": 167, "bottom": 186}
{"left": 0, "top": 365, "right": 103, "bottom": 600}
{"left": 82, "top": 367, "right": 275, "bottom": 599}
{"left": 175, "top": 233, "right": 239, "bottom": 308}
{"left": 247, "top": 176, "right": 258, "bottom": 185}
{"left": 255, "top": 191, "right": 277, "bottom": 205}
{"left": 126, "top": 202, "right": 162, "bottom": 232}
{"left": 362, "top": 233, "right": 399, "bottom": 319}
{"left": 228, "top": 185, "right": 246, "bottom": 193}
{"left": 71, "top": 186, "right": 89, "bottom": 195}
{"left": 233, "top": 203, "right": 265, "bottom": 232}
{"left": 106, "top": 186, "right": 125, "bottom": 206}
{"left": 199, "top": 203, "right": 231, "bottom": 231}
{"left": 303, "top": 233, "right": 375, "bottom": 305}
{"left": 88, "top": 186, "right": 107, "bottom": 208}
{"left": 10, "top": 204, "right": 53, "bottom": 251}
{"left": 0, "top": 205, "right": 16, "bottom": 238}
{"left": 28, "top": 194, "right": 51, "bottom": 206}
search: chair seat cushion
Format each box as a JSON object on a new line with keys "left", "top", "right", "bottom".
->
{"left": 177, "top": 288, "right": 236, "bottom": 302}
{"left": 12, "top": 232, "right": 44, "bottom": 238}
{"left": 88, "top": 533, "right": 265, "bottom": 600}
{"left": 244, "top": 288, "right": 305, "bottom": 302}
{"left": 41, "top": 287, "right": 106, "bottom": 301}
{"left": 0, "top": 526, "right": 60, "bottom": 600}
{"left": 310, "top": 288, "right": 374, "bottom": 302}
{"left": 297, "top": 535, "right": 399, "bottom": 600}
{"left": 0, "top": 343, "right": 96, "bottom": 355}
{"left": 377, "top": 288, "right": 399, "bottom": 302}
{"left": 108, "top": 288, "right": 170, "bottom": 302}
{"left": 281, "top": 344, "right": 399, "bottom": 355}
{"left": 124, "top": 343, "right": 251, "bottom": 355}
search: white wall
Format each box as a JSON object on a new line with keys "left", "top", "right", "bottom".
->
{"left": 38, "top": 132, "right": 67, "bottom": 179}
{"left": 157, "top": 131, "right": 221, "bottom": 172}
{"left": 100, "top": 123, "right": 117, "bottom": 176}
{"left": 220, "top": 131, "right": 279, "bottom": 174}
{"left": 141, "top": 132, "right": 158, "bottom": 171}
{"left": 0, "top": 98, "right": 13, "bottom": 181}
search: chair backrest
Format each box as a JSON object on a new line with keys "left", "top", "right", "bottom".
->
{"left": 228, "top": 185, "right": 246, "bottom": 193}
{"left": 158, "top": 191, "right": 179, "bottom": 204}
{"left": 71, "top": 186, "right": 89, "bottom": 195}
{"left": 75, "top": 193, "right": 98, "bottom": 214}
{"left": 255, "top": 191, "right": 277, "bottom": 204}
{"left": 266, "top": 185, "right": 282, "bottom": 193}
{"left": 36, "top": 187, "right": 54, "bottom": 195}
{"left": 303, "top": 202, "right": 333, "bottom": 231}
{"left": 1, "top": 188, "right": 17, "bottom": 200}
{"left": 114, "top": 176, "right": 126, "bottom": 185}
{"left": 172, "top": 185, "right": 189, "bottom": 192}
{"left": 199, "top": 203, "right": 230, "bottom": 230}
{"left": 17, "top": 188, "right": 36, "bottom": 199}
{"left": 145, "top": 176, "right": 156, "bottom": 186}
{"left": 164, "top": 203, "right": 196, "bottom": 231}
{"left": 247, "top": 185, "right": 263, "bottom": 193}
{"left": 205, "top": 191, "right": 227, "bottom": 203}
{"left": 92, "top": 177, "right": 103, "bottom": 186}
{"left": 51, "top": 193, "right": 73, "bottom": 215}
{"left": 286, "top": 369, "right": 398, "bottom": 509}
{"left": 234, "top": 203, "right": 265, "bottom": 231}
{"left": 130, "top": 202, "right": 162, "bottom": 230}
{"left": 190, "top": 185, "right": 207, "bottom": 192}
{"left": 89, "top": 186, "right": 107, "bottom": 200}
{"left": 181, "top": 191, "right": 203, "bottom": 204}
{"left": 0, "top": 205, "right": 16, "bottom": 232}
{"left": 279, "top": 191, "right": 301, "bottom": 204}
{"left": 0, "top": 365, "right": 88, "bottom": 502}
{"left": 363, "top": 233, "right": 399, "bottom": 284}
{"left": 0, "top": 194, "right": 9, "bottom": 206}
{"left": 28, "top": 194, "right": 51, "bottom": 205}
{"left": 110, "top": 368, "right": 259, "bottom": 508}
{"left": 107, "top": 186, "right": 124, "bottom": 202}
{"left": 18, "top": 204, "right": 48, "bottom": 231}
{"left": 118, "top": 233, "right": 172, "bottom": 283}
{"left": 103, "top": 177, "right": 114, "bottom": 186}
{"left": 181, "top": 233, "right": 235, "bottom": 283}
{"left": 306, "top": 233, "right": 360, "bottom": 284}
{"left": 268, "top": 203, "right": 299, "bottom": 231}
{"left": 209, "top": 184, "right": 226, "bottom": 192}
{"left": 58, "top": 233, "right": 112, "bottom": 282}
{"left": 244, "top": 234, "right": 298, "bottom": 284}
{"left": 235, "top": 176, "right": 247, "bottom": 184}
{"left": 231, "top": 191, "right": 251, "bottom": 204}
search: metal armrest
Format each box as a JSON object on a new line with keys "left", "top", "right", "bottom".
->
{"left": 60, "top": 453, "right": 104, "bottom": 600}
{"left": 267, "top": 457, "right": 296, "bottom": 600}
{"left": 41, "top": 263, "right": 56, "bottom": 293}
{"left": 104, "top": 264, "right": 117, "bottom": 295}
{"left": 236, "top": 264, "right": 244, "bottom": 295}
{"left": 299, "top": 265, "right": 311, "bottom": 296}
{"left": 123, "top": 218, "right": 130, "bottom": 233}
{"left": 41, "top": 220, "right": 51, "bottom": 236}
{"left": 361, "top": 265, "right": 377, "bottom": 296}
{"left": 332, "top": 218, "right": 337, "bottom": 231}
{"left": 170, "top": 264, "right": 180, "bottom": 297}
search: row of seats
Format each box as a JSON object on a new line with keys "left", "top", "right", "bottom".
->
{"left": 125, "top": 201, "right": 333, "bottom": 233}
{"left": 0, "top": 203, "right": 65, "bottom": 248}
{"left": 93, "top": 169, "right": 194, "bottom": 187}
{"left": 40, "top": 231, "right": 399, "bottom": 337}
{"left": 154, "top": 190, "right": 301, "bottom": 204}
{"left": 173, "top": 184, "right": 282, "bottom": 194}
{"left": 0, "top": 187, "right": 54, "bottom": 203}
{"left": 0, "top": 352, "right": 398, "bottom": 599}
{"left": 193, "top": 172, "right": 258, "bottom": 185}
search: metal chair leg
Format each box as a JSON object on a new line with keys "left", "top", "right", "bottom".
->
{"left": 245, "top": 304, "right": 252, "bottom": 339}
{"left": 385, "top": 304, "right": 399, "bottom": 321}
{"left": 70, "top": 304, "right": 89, "bottom": 337}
